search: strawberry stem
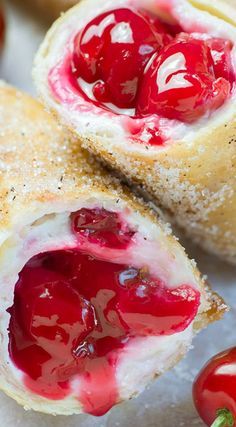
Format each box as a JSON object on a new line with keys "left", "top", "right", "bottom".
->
{"left": 211, "top": 409, "right": 234, "bottom": 427}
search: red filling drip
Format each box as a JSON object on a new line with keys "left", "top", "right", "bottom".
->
{"left": 8, "top": 209, "right": 200, "bottom": 415}
{"left": 70, "top": 7, "right": 235, "bottom": 128}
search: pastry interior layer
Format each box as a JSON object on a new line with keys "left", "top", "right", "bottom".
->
{"left": 0, "top": 82, "right": 224, "bottom": 416}
{"left": 1, "top": 199, "right": 207, "bottom": 416}
{"left": 34, "top": 0, "right": 236, "bottom": 264}
{"left": 42, "top": 0, "right": 236, "bottom": 148}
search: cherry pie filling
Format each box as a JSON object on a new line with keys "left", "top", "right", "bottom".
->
{"left": 8, "top": 208, "right": 200, "bottom": 416}
{"left": 49, "top": 6, "right": 235, "bottom": 145}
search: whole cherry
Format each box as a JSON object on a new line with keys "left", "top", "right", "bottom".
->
{"left": 136, "top": 33, "right": 231, "bottom": 123}
{"left": 193, "top": 347, "right": 236, "bottom": 426}
{"left": 73, "top": 8, "right": 171, "bottom": 108}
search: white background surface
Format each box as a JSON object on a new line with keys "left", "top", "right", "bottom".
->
{"left": 1, "top": 1, "right": 236, "bottom": 426}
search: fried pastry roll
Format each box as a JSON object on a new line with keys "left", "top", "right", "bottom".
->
{"left": 34, "top": 0, "right": 236, "bottom": 263}
{"left": 0, "top": 82, "right": 224, "bottom": 416}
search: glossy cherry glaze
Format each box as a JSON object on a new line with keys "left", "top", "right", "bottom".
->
{"left": 72, "top": 8, "right": 171, "bottom": 109}
{"left": 8, "top": 209, "right": 200, "bottom": 416}
{"left": 137, "top": 33, "right": 231, "bottom": 122}
{"left": 71, "top": 7, "right": 234, "bottom": 124}
{"left": 72, "top": 208, "right": 135, "bottom": 249}
{"left": 193, "top": 347, "right": 236, "bottom": 426}
{"left": 207, "top": 38, "right": 235, "bottom": 85}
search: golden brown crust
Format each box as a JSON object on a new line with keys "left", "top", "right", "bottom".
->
{"left": 0, "top": 81, "right": 149, "bottom": 234}
{"left": 33, "top": 0, "right": 236, "bottom": 264}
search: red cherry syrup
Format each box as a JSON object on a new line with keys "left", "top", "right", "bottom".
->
{"left": 71, "top": 208, "right": 135, "bottom": 249}
{"left": 8, "top": 209, "right": 200, "bottom": 415}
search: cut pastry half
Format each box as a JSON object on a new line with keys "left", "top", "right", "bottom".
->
{"left": 34, "top": 0, "right": 236, "bottom": 264}
{"left": 0, "top": 82, "right": 225, "bottom": 416}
